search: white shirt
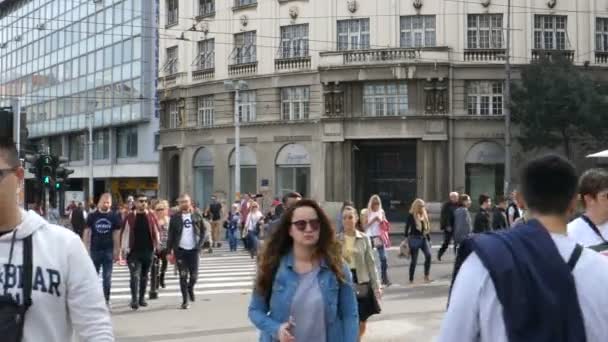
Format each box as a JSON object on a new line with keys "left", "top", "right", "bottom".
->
{"left": 438, "top": 233, "right": 608, "bottom": 342}
{"left": 246, "top": 211, "right": 263, "bottom": 231}
{"left": 568, "top": 216, "right": 608, "bottom": 249}
{"left": 178, "top": 213, "right": 196, "bottom": 250}
{"left": 366, "top": 209, "right": 384, "bottom": 237}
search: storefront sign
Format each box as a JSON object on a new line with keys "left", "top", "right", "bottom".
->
{"left": 276, "top": 144, "right": 311, "bottom": 165}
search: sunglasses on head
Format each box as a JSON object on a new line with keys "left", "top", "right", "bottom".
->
{"left": 292, "top": 219, "right": 321, "bottom": 232}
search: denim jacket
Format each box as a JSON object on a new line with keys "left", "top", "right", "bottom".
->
{"left": 248, "top": 250, "right": 359, "bottom": 342}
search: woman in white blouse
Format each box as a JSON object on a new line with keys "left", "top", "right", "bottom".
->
{"left": 245, "top": 200, "right": 264, "bottom": 259}
{"left": 362, "top": 195, "right": 390, "bottom": 286}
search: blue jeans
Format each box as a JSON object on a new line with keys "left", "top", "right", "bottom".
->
{"left": 247, "top": 230, "right": 259, "bottom": 258}
{"left": 375, "top": 244, "right": 389, "bottom": 284}
{"left": 91, "top": 248, "right": 113, "bottom": 302}
{"left": 228, "top": 229, "right": 239, "bottom": 251}
{"left": 408, "top": 236, "right": 432, "bottom": 282}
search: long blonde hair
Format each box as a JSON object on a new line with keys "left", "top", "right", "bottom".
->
{"left": 409, "top": 199, "right": 430, "bottom": 234}
{"left": 367, "top": 194, "right": 383, "bottom": 213}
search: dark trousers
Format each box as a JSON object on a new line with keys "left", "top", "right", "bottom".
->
{"left": 408, "top": 236, "right": 432, "bottom": 282}
{"left": 127, "top": 250, "right": 153, "bottom": 303}
{"left": 91, "top": 248, "right": 113, "bottom": 302}
{"left": 228, "top": 229, "right": 238, "bottom": 251}
{"left": 150, "top": 249, "right": 168, "bottom": 294}
{"left": 247, "top": 230, "right": 259, "bottom": 258}
{"left": 438, "top": 229, "right": 455, "bottom": 259}
{"left": 176, "top": 248, "right": 199, "bottom": 304}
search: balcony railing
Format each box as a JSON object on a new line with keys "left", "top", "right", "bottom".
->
{"left": 319, "top": 47, "right": 450, "bottom": 68}
{"left": 275, "top": 56, "right": 311, "bottom": 71}
{"left": 531, "top": 49, "right": 575, "bottom": 62}
{"left": 464, "top": 48, "right": 506, "bottom": 62}
{"left": 595, "top": 51, "right": 608, "bottom": 64}
{"left": 228, "top": 61, "right": 258, "bottom": 76}
{"left": 192, "top": 67, "right": 215, "bottom": 81}
{"left": 160, "top": 72, "right": 187, "bottom": 88}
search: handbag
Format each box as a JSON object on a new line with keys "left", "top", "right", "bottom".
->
{"left": 0, "top": 233, "right": 33, "bottom": 342}
{"left": 354, "top": 282, "right": 381, "bottom": 314}
{"left": 398, "top": 238, "right": 410, "bottom": 258}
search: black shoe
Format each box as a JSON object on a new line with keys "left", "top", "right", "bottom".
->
{"left": 188, "top": 288, "right": 195, "bottom": 302}
{"left": 149, "top": 292, "right": 158, "bottom": 300}
{"left": 130, "top": 301, "right": 139, "bottom": 310}
{"left": 139, "top": 299, "right": 148, "bottom": 307}
{"left": 181, "top": 302, "right": 190, "bottom": 310}
{"left": 217, "top": 242, "right": 222, "bottom": 248}
{"left": 160, "top": 277, "right": 166, "bottom": 289}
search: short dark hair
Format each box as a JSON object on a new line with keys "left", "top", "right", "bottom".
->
{"left": 478, "top": 194, "right": 491, "bottom": 206}
{"left": 0, "top": 137, "right": 19, "bottom": 167}
{"left": 520, "top": 154, "right": 578, "bottom": 215}
{"left": 496, "top": 195, "right": 507, "bottom": 204}
{"left": 282, "top": 192, "right": 302, "bottom": 204}
{"left": 135, "top": 193, "right": 147, "bottom": 199}
{"left": 579, "top": 169, "right": 608, "bottom": 207}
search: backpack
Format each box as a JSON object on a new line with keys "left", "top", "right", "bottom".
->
{"left": 0, "top": 232, "right": 33, "bottom": 342}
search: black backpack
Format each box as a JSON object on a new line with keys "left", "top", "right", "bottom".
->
{"left": 0, "top": 232, "right": 33, "bottom": 342}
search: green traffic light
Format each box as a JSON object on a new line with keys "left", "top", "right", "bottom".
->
{"left": 43, "top": 176, "right": 50, "bottom": 184}
{"left": 55, "top": 183, "right": 61, "bottom": 189}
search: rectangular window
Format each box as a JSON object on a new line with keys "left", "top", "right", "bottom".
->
{"left": 154, "top": 132, "right": 160, "bottom": 151}
{"left": 93, "top": 129, "right": 109, "bottom": 160}
{"left": 197, "top": 95, "right": 214, "bottom": 127}
{"left": 166, "top": 0, "right": 178, "bottom": 26}
{"left": 232, "top": 31, "right": 256, "bottom": 64}
{"left": 117, "top": 126, "right": 138, "bottom": 158}
{"left": 68, "top": 133, "right": 85, "bottom": 161}
{"left": 337, "top": 19, "right": 370, "bottom": 51}
{"left": 168, "top": 101, "right": 179, "bottom": 128}
{"left": 237, "top": 91, "right": 256, "bottom": 123}
{"left": 596, "top": 17, "right": 608, "bottom": 52}
{"left": 195, "top": 39, "right": 214, "bottom": 69}
{"left": 281, "top": 87, "right": 310, "bottom": 121}
{"left": 363, "top": 82, "right": 409, "bottom": 117}
{"left": 467, "top": 14, "right": 503, "bottom": 49}
{"left": 49, "top": 137, "right": 63, "bottom": 156}
{"left": 467, "top": 81, "right": 504, "bottom": 116}
{"left": 400, "top": 15, "right": 436, "bottom": 48}
{"left": 280, "top": 24, "right": 309, "bottom": 58}
{"left": 199, "top": 0, "right": 214, "bottom": 16}
{"left": 235, "top": 0, "right": 256, "bottom": 7}
{"left": 534, "top": 15, "right": 568, "bottom": 50}
{"left": 163, "top": 46, "right": 178, "bottom": 74}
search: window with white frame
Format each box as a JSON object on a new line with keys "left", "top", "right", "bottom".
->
{"left": 237, "top": 91, "right": 256, "bottom": 123}
{"left": 363, "top": 82, "right": 409, "bottom": 117}
{"left": 534, "top": 15, "right": 569, "bottom": 50}
{"left": 168, "top": 101, "right": 179, "bottom": 128}
{"left": 596, "top": 18, "right": 608, "bottom": 51}
{"left": 400, "top": 16, "right": 436, "bottom": 48}
{"left": 197, "top": 96, "right": 214, "bottom": 127}
{"left": 280, "top": 24, "right": 309, "bottom": 58}
{"left": 194, "top": 39, "right": 214, "bottom": 69}
{"left": 232, "top": 31, "right": 256, "bottom": 65}
{"left": 199, "top": 0, "right": 214, "bottom": 16}
{"left": 166, "top": 0, "right": 178, "bottom": 26}
{"left": 337, "top": 19, "right": 370, "bottom": 51}
{"left": 281, "top": 87, "right": 310, "bottom": 121}
{"left": 467, "top": 14, "right": 503, "bottom": 49}
{"left": 467, "top": 81, "right": 504, "bottom": 116}
{"left": 163, "top": 46, "right": 178, "bottom": 74}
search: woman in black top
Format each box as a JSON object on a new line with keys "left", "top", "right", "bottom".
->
{"left": 404, "top": 199, "right": 432, "bottom": 284}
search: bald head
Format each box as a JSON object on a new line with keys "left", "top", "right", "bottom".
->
{"left": 449, "top": 192, "right": 459, "bottom": 203}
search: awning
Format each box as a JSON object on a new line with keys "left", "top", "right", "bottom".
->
{"left": 587, "top": 150, "right": 608, "bottom": 158}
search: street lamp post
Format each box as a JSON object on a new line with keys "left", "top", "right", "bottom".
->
{"left": 504, "top": 0, "right": 512, "bottom": 195}
{"left": 224, "top": 80, "right": 248, "bottom": 201}
{"left": 87, "top": 101, "right": 97, "bottom": 204}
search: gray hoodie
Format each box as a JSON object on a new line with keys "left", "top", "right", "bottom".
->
{"left": 453, "top": 207, "right": 473, "bottom": 244}
{"left": 0, "top": 209, "right": 114, "bottom": 342}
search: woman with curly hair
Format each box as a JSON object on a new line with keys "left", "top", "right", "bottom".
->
{"left": 248, "top": 199, "right": 359, "bottom": 342}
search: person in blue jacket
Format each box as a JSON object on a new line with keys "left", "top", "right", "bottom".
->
{"left": 248, "top": 199, "right": 359, "bottom": 342}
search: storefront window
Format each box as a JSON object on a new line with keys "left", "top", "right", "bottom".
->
{"left": 193, "top": 148, "right": 214, "bottom": 210}
{"left": 465, "top": 141, "right": 505, "bottom": 211}
{"left": 276, "top": 144, "right": 311, "bottom": 198}
{"left": 229, "top": 146, "right": 257, "bottom": 202}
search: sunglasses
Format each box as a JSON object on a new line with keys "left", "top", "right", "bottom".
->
{"left": 343, "top": 215, "right": 354, "bottom": 220}
{"left": 292, "top": 219, "right": 321, "bottom": 232}
{"left": 155, "top": 208, "right": 165, "bottom": 211}
{"left": 138, "top": 199, "right": 148, "bottom": 203}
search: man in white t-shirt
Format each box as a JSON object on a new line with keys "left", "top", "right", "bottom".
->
{"left": 568, "top": 168, "right": 608, "bottom": 256}
{"left": 439, "top": 154, "right": 608, "bottom": 342}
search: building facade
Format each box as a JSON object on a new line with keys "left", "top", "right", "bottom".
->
{"left": 0, "top": 0, "right": 159, "bottom": 205}
{"left": 157, "top": 0, "right": 608, "bottom": 218}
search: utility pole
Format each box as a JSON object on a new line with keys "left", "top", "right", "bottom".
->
{"left": 234, "top": 88, "right": 241, "bottom": 200}
{"left": 87, "top": 103, "right": 95, "bottom": 204}
{"left": 504, "top": 0, "right": 512, "bottom": 195}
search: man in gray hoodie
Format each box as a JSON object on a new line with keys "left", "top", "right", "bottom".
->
{"left": 0, "top": 137, "right": 113, "bottom": 341}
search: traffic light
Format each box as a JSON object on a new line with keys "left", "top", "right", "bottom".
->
{"left": 40, "top": 155, "right": 54, "bottom": 188}
{"left": 54, "top": 156, "right": 74, "bottom": 191}
{"left": 24, "top": 153, "right": 74, "bottom": 190}
{"left": 0, "top": 106, "right": 13, "bottom": 142}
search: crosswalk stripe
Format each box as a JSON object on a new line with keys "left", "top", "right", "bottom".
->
{"left": 110, "top": 288, "right": 252, "bottom": 300}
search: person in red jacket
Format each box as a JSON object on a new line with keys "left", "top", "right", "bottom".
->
{"left": 120, "top": 194, "right": 159, "bottom": 310}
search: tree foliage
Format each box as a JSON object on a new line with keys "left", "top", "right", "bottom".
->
{"left": 511, "top": 54, "right": 608, "bottom": 159}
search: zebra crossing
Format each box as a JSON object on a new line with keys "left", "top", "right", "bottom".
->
{"left": 108, "top": 246, "right": 257, "bottom": 302}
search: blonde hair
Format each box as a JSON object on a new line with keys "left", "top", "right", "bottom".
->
{"left": 155, "top": 200, "right": 169, "bottom": 210}
{"left": 409, "top": 199, "right": 430, "bottom": 234}
{"left": 367, "top": 194, "right": 383, "bottom": 213}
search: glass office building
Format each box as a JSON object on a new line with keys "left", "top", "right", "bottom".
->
{"left": 0, "top": 0, "right": 159, "bottom": 204}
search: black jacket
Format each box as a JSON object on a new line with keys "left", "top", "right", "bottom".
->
{"left": 404, "top": 214, "right": 430, "bottom": 239}
{"left": 440, "top": 202, "right": 458, "bottom": 231}
{"left": 492, "top": 207, "right": 508, "bottom": 230}
{"left": 167, "top": 211, "right": 207, "bottom": 252}
{"left": 473, "top": 208, "right": 492, "bottom": 234}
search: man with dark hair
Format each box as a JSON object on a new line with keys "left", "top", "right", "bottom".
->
{"left": 70, "top": 202, "right": 87, "bottom": 239}
{"left": 438, "top": 192, "right": 459, "bottom": 261}
{"left": 120, "top": 193, "right": 159, "bottom": 310}
{"left": 0, "top": 138, "right": 113, "bottom": 340}
{"left": 205, "top": 195, "right": 223, "bottom": 248}
{"left": 568, "top": 168, "right": 608, "bottom": 255}
{"left": 283, "top": 191, "right": 302, "bottom": 210}
{"left": 439, "top": 154, "right": 608, "bottom": 342}
{"left": 491, "top": 195, "right": 508, "bottom": 230}
{"left": 473, "top": 194, "right": 492, "bottom": 234}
